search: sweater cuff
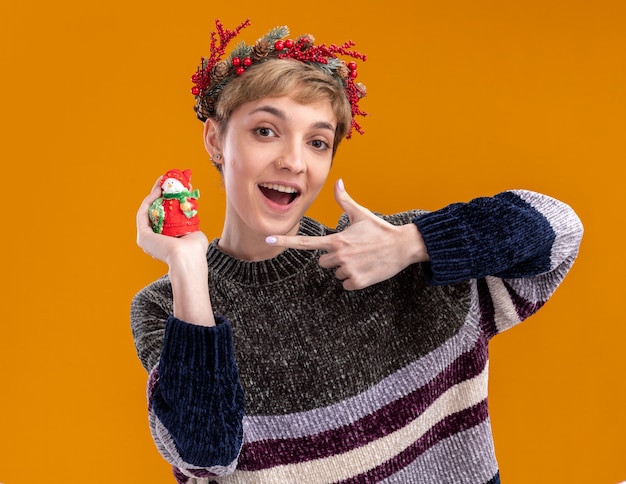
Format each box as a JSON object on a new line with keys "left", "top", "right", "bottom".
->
{"left": 154, "top": 315, "right": 244, "bottom": 467}
{"left": 159, "top": 315, "right": 237, "bottom": 399}
{"left": 413, "top": 208, "right": 473, "bottom": 285}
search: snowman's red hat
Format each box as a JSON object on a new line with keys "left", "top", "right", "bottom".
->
{"left": 161, "top": 169, "right": 193, "bottom": 190}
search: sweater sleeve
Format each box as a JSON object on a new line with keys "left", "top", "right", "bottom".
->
{"left": 413, "top": 190, "right": 583, "bottom": 336}
{"left": 130, "top": 281, "right": 245, "bottom": 478}
{"left": 413, "top": 190, "right": 583, "bottom": 284}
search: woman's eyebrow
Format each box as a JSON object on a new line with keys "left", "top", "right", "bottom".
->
{"left": 311, "top": 121, "right": 335, "bottom": 133}
{"left": 249, "top": 105, "right": 286, "bottom": 119}
{"left": 249, "top": 105, "right": 335, "bottom": 132}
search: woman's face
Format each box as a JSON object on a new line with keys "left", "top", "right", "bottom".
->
{"left": 206, "top": 95, "right": 336, "bottom": 259}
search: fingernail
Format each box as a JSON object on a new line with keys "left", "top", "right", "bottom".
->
{"left": 266, "top": 236, "right": 277, "bottom": 244}
{"left": 337, "top": 178, "right": 345, "bottom": 192}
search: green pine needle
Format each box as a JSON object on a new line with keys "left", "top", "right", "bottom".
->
{"left": 229, "top": 41, "right": 252, "bottom": 61}
{"left": 263, "top": 26, "right": 289, "bottom": 44}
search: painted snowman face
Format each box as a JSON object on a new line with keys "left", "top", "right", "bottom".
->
{"left": 161, "top": 177, "right": 187, "bottom": 194}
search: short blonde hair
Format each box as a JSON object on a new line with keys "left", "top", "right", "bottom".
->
{"left": 213, "top": 59, "right": 352, "bottom": 155}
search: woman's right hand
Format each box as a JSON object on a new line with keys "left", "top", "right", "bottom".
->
{"left": 136, "top": 176, "right": 209, "bottom": 266}
{"left": 136, "top": 177, "right": 215, "bottom": 327}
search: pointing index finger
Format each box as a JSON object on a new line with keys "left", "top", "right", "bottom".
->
{"left": 266, "top": 234, "right": 332, "bottom": 251}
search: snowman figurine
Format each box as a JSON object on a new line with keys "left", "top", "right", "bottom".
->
{"left": 149, "top": 168, "right": 200, "bottom": 237}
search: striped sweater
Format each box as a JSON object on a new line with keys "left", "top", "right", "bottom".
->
{"left": 131, "top": 190, "right": 583, "bottom": 483}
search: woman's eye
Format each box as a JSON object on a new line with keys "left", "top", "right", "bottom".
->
{"left": 310, "top": 139, "right": 330, "bottom": 150}
{"left": 256, "top": 127, "right": 275, "bottom": 137}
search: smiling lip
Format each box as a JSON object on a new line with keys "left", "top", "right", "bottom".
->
{"left": 258, "top": 182, "right": 301, "bottom": 208}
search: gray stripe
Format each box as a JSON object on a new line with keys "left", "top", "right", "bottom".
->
{"left": 381, "top": 419, "right": 498, "bottom": 484}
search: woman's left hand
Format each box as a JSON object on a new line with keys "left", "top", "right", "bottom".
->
{"left": 267, "top": 179, "right": 429, "bottom": 290}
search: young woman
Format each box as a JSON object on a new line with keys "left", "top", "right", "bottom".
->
{"left": 132, "top": 20, "right": 583, "bottom": 484}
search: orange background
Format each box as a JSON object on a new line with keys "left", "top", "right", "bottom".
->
{"left": 1, "top": 1, "right": 624, "bottom": 483}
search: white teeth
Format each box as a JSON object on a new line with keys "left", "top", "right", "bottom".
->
{"left": 259, "top": 183, "right": 299, "bottom": 194}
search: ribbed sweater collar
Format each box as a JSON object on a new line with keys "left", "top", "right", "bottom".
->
{"left": 206, "top": 217, "right": 327, "bottom": 286}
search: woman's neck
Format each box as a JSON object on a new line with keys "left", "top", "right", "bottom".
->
{"left": 218, "top": 225, "right": 286, "bottom": 261}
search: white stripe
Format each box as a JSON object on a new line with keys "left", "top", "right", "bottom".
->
{"left": 485, "top": 276, "right": 521, "bottom": 333}
{"left": 220, "top": 363, "right": 490, "bottom": 484}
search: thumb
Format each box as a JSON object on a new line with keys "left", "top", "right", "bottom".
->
{"left": 334, "top": 179, "right": 370, "bottom": 222}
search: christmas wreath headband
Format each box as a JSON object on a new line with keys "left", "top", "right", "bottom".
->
{"left": 191, "top": 19, "right": 367, "bottom": 138}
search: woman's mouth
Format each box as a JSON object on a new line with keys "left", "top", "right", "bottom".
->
{"left": 258, "top": 183, "right": 300, "bottom": 205}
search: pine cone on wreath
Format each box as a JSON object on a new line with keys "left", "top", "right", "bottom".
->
{"left": 356, "top": 82, "right": 367, "bottom": 98}
{"left": 336, "top": 63, "right": 349, "bottom": 80}
{"left": 251, "top": 39, "right": 270, "bottom": 60}
{"left": 211, "top": 61, "right": 229, "bottom": 83}
{"left": 196, "top": 96, "right": 215, "bottom": 120}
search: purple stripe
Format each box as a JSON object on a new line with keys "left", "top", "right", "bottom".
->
{"left": 339, "top": 400, "right": 490, "bottom": 484}
{"left": 172, "top": 466, "right": 189, "bottom": 484}
{"left": 172, "top": 465, "right": 217, "bottom": 482}
{"left": 477, "top": 278, "right": 498, "bottom": 339}
{"left": 504, "top": 280, "right": 545, "bottom": 320}
{"left": 238, "top": 341, "right": 488, "bottom": 471}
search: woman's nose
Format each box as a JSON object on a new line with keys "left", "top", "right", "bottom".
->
{"left": 277, "top": 143, "right": 306, "bottom": 172}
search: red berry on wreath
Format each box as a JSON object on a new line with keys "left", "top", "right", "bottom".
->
{"left": 232, "top": 57, "right": 241, "bottom": 67}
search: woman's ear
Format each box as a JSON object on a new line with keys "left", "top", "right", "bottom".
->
{"left": 203, "top": 119, "right": 222, "bottom": 163}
